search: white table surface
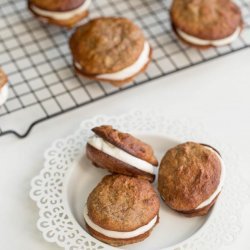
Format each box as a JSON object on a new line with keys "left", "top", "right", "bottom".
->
{"left": 0, "top": 49, "right": 250, "bottom": 250}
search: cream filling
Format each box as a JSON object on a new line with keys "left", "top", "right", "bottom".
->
{"left": 30, "top": 0, "right": 91, "bottom": 21}
{"left": 75, "top": 41, "right": 150, "bottom": 81}
{"left": 0, "top": 84, "right": 8, "bottom": 106}
{"left": 196, "top": 146, "right": 225, "bottom": 209}
{"left": 84, "top": 206, "right": 157, "bottom": 239}
{"left": 87, "top": 134, "right": 155, "bottom": 174}
{"left": 177, "top": 27, "right": 241, "bottom": 46}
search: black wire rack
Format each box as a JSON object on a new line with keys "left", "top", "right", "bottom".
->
{"left": 0, "top": 0, "right": 249, "bottom": 138}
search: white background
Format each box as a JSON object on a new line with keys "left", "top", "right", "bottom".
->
{"left": 0, "top": 49, "right": 250, "bottom": 250}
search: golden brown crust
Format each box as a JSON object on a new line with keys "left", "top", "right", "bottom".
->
{"left": 0, "top": 68, "right": 8, "bottom": 89}
{"left": 86, "top": 143, "right": 155, "bottom": 182}
{"left": 171, "top": 0, "right": 243, "bottom": 40}
{"left": 69, "top": 17, "right": 145, "bottom": 75}
{"left": 92, "top": 125, "right": 158, "bottom": 166}
{"left": 28, "top": 2, "right": 88, "bottom": 28}
{"left": 73, "top": 47, "right": 152, "bottom": 87}
{"left": 29, "top": 0, "right": 85, "bottom": 12}
{"left": 85, "top": 215, "right": 159, "bottom": 246}
{"left": 87, "top": 175, "right": 160, "bottom": 232}
{"left": 158, "top": 142, "right": 222, "bottom": 212}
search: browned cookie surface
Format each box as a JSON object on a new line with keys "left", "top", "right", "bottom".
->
{"left": 29, "top": 0, "right": 85, "bottom": 11}
{"left": 69, "top": 17, "right": 145, "bottom": 75}
{"left": 0, "top": 68, "right": 8, "bottom": 89}
{"left": 92, "top": 125, "right": 158, "bottom": 166}
{"left": 86, "top": 143, "right": 155, "bottom": 182}
{"left": 87, "top": 175, "right": 160, "bottom": 232}
{"left": 171, "top": 0, "right": 243, "bottom": 40}
{"left": 158, "top": 142, "right": 222, "bottom": 212}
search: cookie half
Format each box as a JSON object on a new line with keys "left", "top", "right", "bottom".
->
{"left": 86, "top": 125, "right": 158, "bottom": 182}
{"left": 158, "top": 142, "right": 225, "bottom": 216}
{"left": 171, "top": 0, "right": 243, "bottom": 48}
{"left": 84, "top": 175, "right": 160, "bottom": 246}
{"left": 0, "top": 68, "right": 8, "bottom": 106}
{"left": 69, "top": 17, "right": 152, "bottom": 86}
{"left": 28, "top": 0, "right": 91, "bottom": 28}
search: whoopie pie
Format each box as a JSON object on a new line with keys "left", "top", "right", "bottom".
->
{"left": 69, "top": 17, "right": 152, "bottom": 86}
{"left": 171, "top": 0, "right": 243, "bottom": 48}
{"left": 158, "top": 142, "right": 225, "bottom": 216}
{"left": 84, "top": 175, "right": 160, "bottom": 246}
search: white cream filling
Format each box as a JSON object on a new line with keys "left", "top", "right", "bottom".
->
{"left": 177, "top": 27, "right": 241, "bottom": 46}
{"left": 30, "top": 0, "right": 91, "bottom": 21}
{"left": 87, "top": 134, "right": 155, "bottom": 174}
{"left": 196, "top": 146, "right": 225, "bottom": 209}
{"left": 84, "top": 206, "right": 157, "bottom": 239}
{"left": 0, "top": 84, "right": 8, "bottom": 106}
{"left": 75, "top": 41, "right": 150, "bottom": 81}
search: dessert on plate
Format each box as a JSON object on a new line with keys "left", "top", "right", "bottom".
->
{"left": 69, "top": 17, "right": 152, "bottom": 86}
{"left": 86, "top": 125, "right": 158, "bottom": 182}
{"left": 84, "top": 174, "right": 160, "bottom": 246}
{"left": 0, "top": 68, "right": 8, "bottom": 106}
{"left": 170, "top": 0, "right": 243, "bottom": 48}
{"left": 158, "top": 142, "right": 225, "bottom": 216}
{"left": 28, "top": 0, "right": 91, "bottom": 28}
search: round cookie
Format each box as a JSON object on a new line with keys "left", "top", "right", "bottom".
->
{"left": 28, "top": 0, "right": 91, "bottom": 28}
{"left": 86, "top": 125, "right": 158, "bottom": 182}
{"left": 0, "top": 68, "right": 8, "bottom": 106}
{"left": 171, "top": 0, "right": 243, "bottom": 48}
{"left": 69, "top": 17, "right": 152, "bottom": 86}
{"left": 84, "top": 175, "right": 160, "bottom": 246}
{"left": 158, "top": 142, "right": 225, "bottom": 217}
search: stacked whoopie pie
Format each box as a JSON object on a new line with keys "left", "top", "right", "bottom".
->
{"left": 85, "top": 126, "right": 160, "bottom": 246}
{"left": 84, "top": 126, "right": 226, "bottom": 246}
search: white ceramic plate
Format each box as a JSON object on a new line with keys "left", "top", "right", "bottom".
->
{"left": 30, "top": 110, "right": 249, "bottom": 250}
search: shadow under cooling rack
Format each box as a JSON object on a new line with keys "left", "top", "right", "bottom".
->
{"left": 0, "top": 0, "right": 250, "bottom": 138}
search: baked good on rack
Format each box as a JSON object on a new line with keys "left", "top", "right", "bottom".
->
{"left": 28, "top": 0, "right": 91, "bottom": 28}
{"left": 0, "top": 68, "right": 8, "bottom": 106}
{"left": 158, "top": 142, "right": 225, "bottom": 216}
{"left": 86, "top": 125, "right": 158, "bottom": 182}
{"left": 84, "top": 174, "right": 160, "bottom": 246}
{"left": 170, "top": 0, "right": 243, "bottom": 48}
{"left": 69, "top": 17, "right": 152, "bottom": 86}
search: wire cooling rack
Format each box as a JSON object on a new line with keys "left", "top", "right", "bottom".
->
{"left": 0, "top": 0, "right": 250, "bottom": 138}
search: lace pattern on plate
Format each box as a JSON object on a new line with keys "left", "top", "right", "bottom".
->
{"left": 30, "top": 110, "right": 250, "bottom": 250}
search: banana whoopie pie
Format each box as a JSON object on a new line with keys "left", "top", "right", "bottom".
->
{"left": 171, "top": 0, "right": 243, "bottom": 48}
{"left": 86, "top": 125, "right": 158, "bottom": 182}
{"left": 84, "top": 175, "right": 160, "bottom": 246}
{"left": 69, "top": 17, "right": 152, "bottom": 86}
{"left": 28, "top": 0, "right": 91, "bottom": 28}
{"left": 0, "top": 68, "right": 8, "bottom": 106}
{"left": 158, "top": 142, "right": 225, "bottom": 216}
